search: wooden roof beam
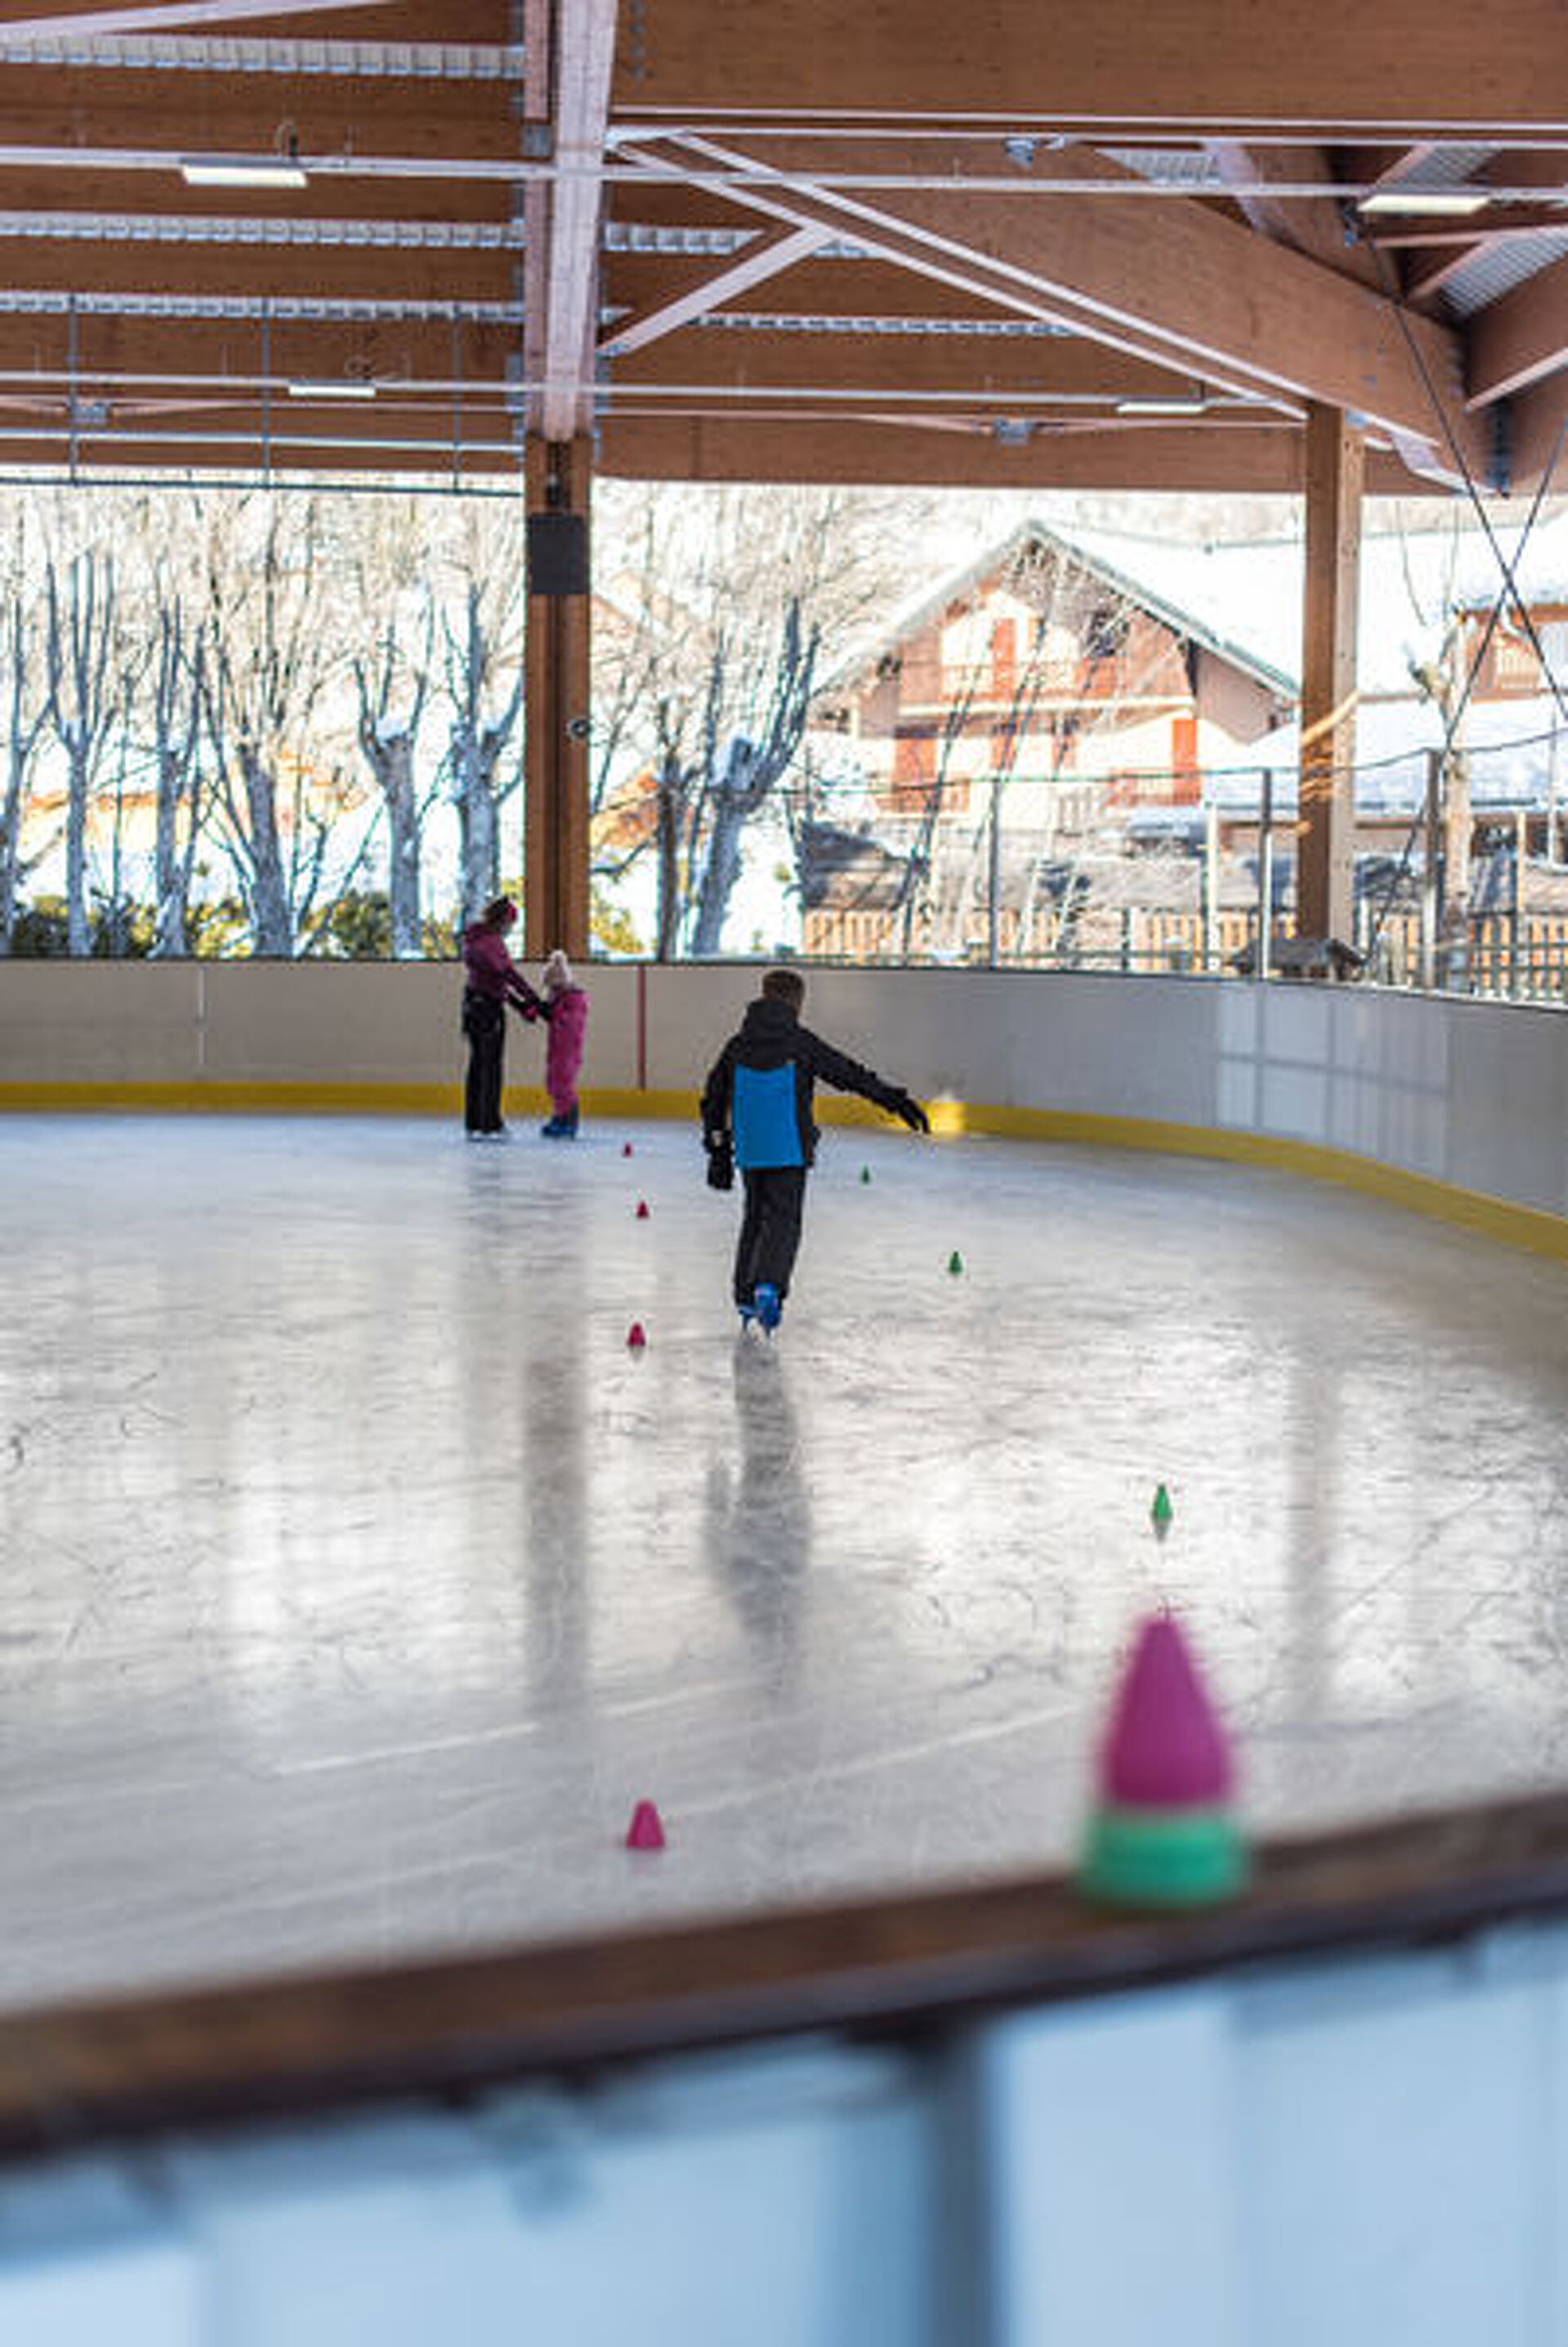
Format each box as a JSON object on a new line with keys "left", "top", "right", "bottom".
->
{"left": 1467, "top": 249, "right": 1568, "bottom": 406}
{"left": 598, "top": 224, "right": 826, "bottom": 357}
{"left": 1508, "top": 369, "right": 1568, "bottom": 494}
{"left": 532, "top": 0, "right": 615, "bottom": 439}
{"left": 0, "top": 0, "right": 392, "bottom": 30}
{"left": 1205, "top": 141, "right": 1378, "bottom": 284}
{"left": 620, "top": 132, "right": 1486, "bottom": 483}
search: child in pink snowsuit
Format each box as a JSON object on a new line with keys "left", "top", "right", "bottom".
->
{"left": 533, "top": 949, "right": 589, "bottom": 1138}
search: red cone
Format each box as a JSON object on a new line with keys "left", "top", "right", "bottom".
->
{"left": 627, "top": 1321, "right": 647, "bottom": 1349}
{"left": 625, "top": 1799, "right": 665, "bottom": 1851}
{"left": 636, "top": 1200, "right": 650, "bottom": 1219}
{"left": 1098, "top": 1614, "right": 1233, "bottom": 1808}
{"left": 623, "top": 1142, "right": 634, "bottom": 1158}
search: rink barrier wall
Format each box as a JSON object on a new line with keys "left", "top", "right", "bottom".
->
{"left": 3, "top": 962, "right": 1568, "bottom": 1260}
{"left": 2, "top": 1785, "right": 1568, "bottom": 2166}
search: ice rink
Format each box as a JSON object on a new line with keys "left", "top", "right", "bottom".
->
{"left": 6, "top": 1108, "right": 1568, "bottom": 2010}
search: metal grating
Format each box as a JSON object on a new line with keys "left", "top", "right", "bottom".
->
{"left": 1442, "top": 228, "right": 1568, "bottom": 317}
{"left": 0, "top": 290, "right": 525, "bottom": 323}
{"left": 696, "top": 311, "right": 1072, "bottom": 336}
{"left": 0, "top": 36, "right": 525, "bottom": 77}
{"left": 0, "top": 212, "right": 525, "bottom": 250}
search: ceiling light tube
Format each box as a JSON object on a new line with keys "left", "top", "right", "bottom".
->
{"left": 286, "top": 380, "right": 377, "bottom": 400}
{"left": 1115, "top": 391, "right": 1208, "bottom": 417}
{"left": 1357, "top": 189, "right": 1490, "bottom": 217}
{"left": 181, "top": 158, "right": 310, "bottom": 190}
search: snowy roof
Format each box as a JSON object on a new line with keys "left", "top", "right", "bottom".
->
{"left": 1055, "top": 509, "right": 1568, "bottom": 700}
{"left": 1200, "top": 694, "right": 1566, "bottom": 817}
{"left": 821, "top": 516, "right": 1296, "bottom": 704}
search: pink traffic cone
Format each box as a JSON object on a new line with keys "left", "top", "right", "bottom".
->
{"left": 1099, "top": 1614, "right": 1233, "bottom": 1808}
{"left": 627, "top": 1321, "right": 647, "bottom": 1349}
{"left": 626, "top": 1799, "right": 665, "bottom": 1851}
{"left": 636, "top": 1200, "right": 650, "bottom": 1219}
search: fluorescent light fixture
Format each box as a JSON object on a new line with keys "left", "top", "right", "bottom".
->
{"left": 181, "top": 157, "right": 309, "bottom": 190}
{"left": 287, "top": 381, "right": 376, "bottom": 400}
{"left": 1358, "top": 188, "right": 1489, "bottom": 217}
{"left": 1115, "top": 391, "right": 1209, "bottom": 417}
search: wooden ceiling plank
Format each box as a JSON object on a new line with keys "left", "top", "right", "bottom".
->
{"left": 606, "top": 0, "right": 1568, "bottom": 134}
{"left": 593, "top": 410, "right": 1437, "bottom": 494}
{"left": 1467, "top": 248, "right": 1568, "bottom": 405}
{"left": 608, "top": 325, "right": 1199, "bottom": 401}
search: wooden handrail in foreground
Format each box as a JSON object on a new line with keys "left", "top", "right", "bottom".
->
{"left": 5, "top": 1789, "right": 1568, "bottom": 2165}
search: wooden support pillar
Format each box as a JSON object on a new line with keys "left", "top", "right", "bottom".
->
{"left": 1297, "top": 402, "right": 1364, "bottom": 946}
{"left": 524, "top": 431, "right": 592, "bottom": 962}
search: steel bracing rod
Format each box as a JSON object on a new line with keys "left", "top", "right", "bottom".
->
{"left": 1362, "top": 413, "right": 1568, "bottom": 959}
{"left": 1373, "top": 245, "right": 1568, "bottom": 725}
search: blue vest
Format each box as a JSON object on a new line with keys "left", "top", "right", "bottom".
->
{"left": 732, "top": 1062, "right": 803, "bottom": 1169}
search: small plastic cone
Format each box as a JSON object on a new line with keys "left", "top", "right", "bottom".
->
{"left": 625, "top": 1799, "right": 665, "bottom": 1851}
{"left": 1098, "top": 1614, "right": 1233, "bottom": 1808}
{"left": 636, "top": 1200, "right": 650, "bottom": 1219}
{"left": 948, "top": 1249, "right": 963, "bottom": 1275}
{"left": 1150, "top": 1482, "right": 1174, "bottom": 1534}
{"left": 622, "top": 1141, "right": 634, "bottom": 1158}
{"left": 627, "top": 1321, "right": 647, "bottom": 1349}
{"left": 860, "top": 1166, "right": 873, "bottom": 1184}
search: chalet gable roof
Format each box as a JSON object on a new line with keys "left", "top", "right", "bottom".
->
{"left": 820, "top": 517, "right": 1298, "bottom": 708}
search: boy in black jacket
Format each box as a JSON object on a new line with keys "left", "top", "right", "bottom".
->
{"left": 700, "top": 968, "right": 929, "bottom": 1332}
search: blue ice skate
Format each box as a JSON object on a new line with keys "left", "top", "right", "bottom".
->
{"left": 753, "top": 1281, "right": 782, "bottom": 1334}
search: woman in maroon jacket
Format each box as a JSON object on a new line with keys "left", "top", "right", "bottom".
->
{"left": 459, "top": 896, "right": 540, "bottom": 1138}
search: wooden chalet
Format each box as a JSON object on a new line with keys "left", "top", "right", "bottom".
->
{"left": 801, "top": 522, "right": 1293, "bottom": 957}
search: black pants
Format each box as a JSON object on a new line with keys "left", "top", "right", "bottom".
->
{"left": 735, "top": 1166, "right": 808, "bottom": 1304}
{"left": 462, "top": 992, "right": 507, "bottom": 1133}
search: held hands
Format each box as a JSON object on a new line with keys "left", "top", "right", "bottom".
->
{"left": 888, "top": 1089, "right": 931, "bottom": 1134}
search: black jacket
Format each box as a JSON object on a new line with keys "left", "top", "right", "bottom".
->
{"left": 701, "top": 995, "right": 906, "bottom": 1169}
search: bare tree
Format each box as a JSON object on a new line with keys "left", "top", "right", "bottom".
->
{"left": 148, "top": 587, "right": 208, "bottom": 958}
{"left": 0, "top": 586, "right": 53, "bottom": 954}
{"left": 441, "top": 582, "right": 525, "bottom": 927}
{"left": 202, "top": 494, "right": 351, "bottom": 956}
{"left": 44, "top": 548, "right": 125, "bottom": 956}
{"left": 355, "top": 619, "right": 433, "bottom": 958}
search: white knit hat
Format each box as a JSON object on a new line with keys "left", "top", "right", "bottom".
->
{"left": 542, "top": 949, "right": 573, "bottom": 993}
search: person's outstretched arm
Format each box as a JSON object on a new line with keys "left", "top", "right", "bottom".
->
{"left": 801, "top": 1030, "right": 930, "bottom": 1131}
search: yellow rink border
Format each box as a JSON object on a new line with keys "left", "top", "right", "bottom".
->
{"left": 5, "top": 1078, "right": 1568, "bottom": 1266}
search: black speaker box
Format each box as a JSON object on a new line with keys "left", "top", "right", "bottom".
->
{"left": 527, "top": 511, "right": 589, "bottom": 597}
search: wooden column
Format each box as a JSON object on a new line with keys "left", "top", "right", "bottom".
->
{"left": 524, "top": 432, "right": 592, "bottom": 962}
{"left": 1297, "top": 403, "right": 1364, "bottom": 946}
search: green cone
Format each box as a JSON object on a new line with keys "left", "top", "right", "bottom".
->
{"left": 860, "top": 1166, "right": 873, "bottom": 1184}
{"left": 948, "top": 1249, "right": 963, "bottom": 1275}
{"left": 1080, "top": 1803, "right": 1248, "bottom": 1907}
{"left": 1150, "top": 1482, "right": 1173, "bottom": 1529}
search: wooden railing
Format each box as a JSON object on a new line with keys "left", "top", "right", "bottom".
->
{"left": 6, "top": 1790, "right": 1568, "bottom": 2164}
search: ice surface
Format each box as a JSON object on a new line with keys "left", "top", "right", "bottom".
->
{"left": 3, "top": 1111, "right": 1568, "bottom": 2009}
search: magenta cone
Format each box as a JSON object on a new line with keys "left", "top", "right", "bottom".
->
{"left": 623, "top": 1142, "right": 634, "bottom": 1157}
{"left": 1098, "top": 1615, "right": 1233, "bottom": 1808}
{"left": 626, "top": 1799, "right": 665, "bottom": 1850}
{"left": 627, "top": 1321, "right": 647, "bottom": 1349}
{"left": 636, "top": 1200, "right": 650, "bottom": 1219}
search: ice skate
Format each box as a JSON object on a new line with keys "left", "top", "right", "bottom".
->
{"left": 753, "top": 1281, "right": 783, "bottom": 1334}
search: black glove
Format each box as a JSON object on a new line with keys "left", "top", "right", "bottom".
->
{"left": 887, "top": 1089, "right": 930, "bottom": 1134}
{"left": 705, "top": 1135, "right": 735, "bottom": 1191}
